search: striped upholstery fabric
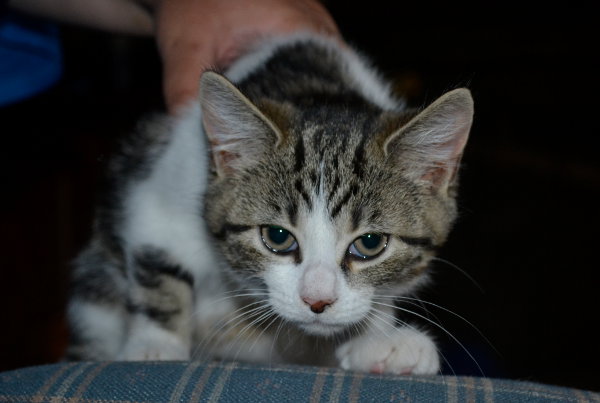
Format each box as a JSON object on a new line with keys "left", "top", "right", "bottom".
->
{"left": 1, "top": 361, "right": 598, "bottom": 402}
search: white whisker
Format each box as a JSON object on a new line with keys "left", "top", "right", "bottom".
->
{"left": 183, "top": 288, "right": 268, "bottom": 329}
{"left": 193, "top": 299, "right": 271, "bottom": 359}
{"left": 205, "top": 291, "right": 270, "bottom": 306}
{"left": 363, "top": 310, "right": 396, "bottom": 341}
{"left": 229, "top": 308, "right": 277, "bottom": 362}
{"left": 369, "top": 305, "right": 455, "bottom": 377}
{"left": 247, "top": 311, "right": 280, "bottom": 354}
{"left": 205, "top": 306, "right": 272, "bottom": 360}
{"left": 372, "top": 300, "right": 485, "bottom": 376}
{"left": 374, "top": 294, "right": 499, "bottom": 356}
{"left": 269, "top": 318, "right": 286, "bottom": 365}
{"left": 431, "top": 257, "right": 485, "bottom": 294}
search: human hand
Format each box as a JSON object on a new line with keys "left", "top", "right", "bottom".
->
{"left": 154, "top": 0, "right": 342, "bottom": 113}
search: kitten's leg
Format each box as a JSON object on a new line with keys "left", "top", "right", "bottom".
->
{"left": 67, "top": 243, "right": 127, "bottom": 360}
{"left": 118, "top": 247, "right": 194, "bottom": 361}
{"left": 335, "top": 305, "right": 440, "bottom": 375}
{"left": 67, "top": 300, "right": 126, "bottom": 360}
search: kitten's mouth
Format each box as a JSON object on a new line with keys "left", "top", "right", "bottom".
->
{"left": 298, "top": 319, "right": 351, "bottom": 336}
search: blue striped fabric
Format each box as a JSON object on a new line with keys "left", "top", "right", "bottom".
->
{"left": 0, "top": 361, "right": 598, "bottom": 402}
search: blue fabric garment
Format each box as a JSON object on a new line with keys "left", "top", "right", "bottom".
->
{"left": 0, "top": 361, "right": 598, "bottom": 402}
{"left": 0, "top": 12, "right": 62, "bottom": 107}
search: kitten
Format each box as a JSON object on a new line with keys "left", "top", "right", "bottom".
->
{"left": 67, "top": 33, "right": 473, "bottom": 375}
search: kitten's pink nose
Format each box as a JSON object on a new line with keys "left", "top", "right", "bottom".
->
{"left": 303, "top": 297, "right": 336, "bottom": 314}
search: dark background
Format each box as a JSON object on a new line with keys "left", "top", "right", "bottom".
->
{"left": 1, "top": 1, "right": 598, "bottom": 393}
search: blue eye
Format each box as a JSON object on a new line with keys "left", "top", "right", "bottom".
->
{"left": 260, "top": 225, "right": 298, "bottom": 254}
{"left": 348, "top": 233, "right": 389, "bottom": 260}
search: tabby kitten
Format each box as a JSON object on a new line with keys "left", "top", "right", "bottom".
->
{"left": 67, "top": 33, "right": 473, "bottom": 375}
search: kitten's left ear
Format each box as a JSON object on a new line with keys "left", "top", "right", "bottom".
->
{"left": 384, "top": 88, "right": 473, "bottom": 193}
{"left": 199, "top": 71, "right": 285, "bottom": 177}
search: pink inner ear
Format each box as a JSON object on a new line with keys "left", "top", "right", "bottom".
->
{"left": 215, "top": 150, "right": 238, "bottom": 175}
{"left": 420, "top": 115, "right": 470, "bottom": 188}
{"left": 421, "top": 164, "right": 448, "bottom": 186}
{"left": 203, "top": 114, "right": 239, "bottom": 175}
{"left": 420, "top": 159, "right": 463, "bottom": 189}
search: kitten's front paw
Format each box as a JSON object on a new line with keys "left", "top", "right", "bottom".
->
{"left": 336, "top": 328, "right": 439, "bottom": 375}
{"left": 118, "top": 331, "right": 190, "bottom": 361}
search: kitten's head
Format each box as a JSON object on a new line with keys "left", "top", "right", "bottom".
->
{"left": 200, "top": 72, "right": 473, "bottom": 336}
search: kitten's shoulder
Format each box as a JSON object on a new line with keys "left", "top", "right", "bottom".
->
{"left": 226, "top": 33, "right": 403, "bottom": 111}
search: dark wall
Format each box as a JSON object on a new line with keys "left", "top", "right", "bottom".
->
{"left": 326, "top": 2, "right": 599, "bottom": 391}
{"left": 1, "top": 2, "right": 598, "bottom": 392}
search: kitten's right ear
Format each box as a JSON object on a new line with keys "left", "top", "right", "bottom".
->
{"left": 199, "top": 71, "right": 284, "bottom": 177}
{"left": 383, "top": 88, "right": 474, "bottom": 194}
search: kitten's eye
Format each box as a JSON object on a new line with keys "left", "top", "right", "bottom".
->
{"left": 260, "top": 225, "right": 298, "bottom": 254}
{"left": 348, "top": 233, "right": 389, "bottom": 260}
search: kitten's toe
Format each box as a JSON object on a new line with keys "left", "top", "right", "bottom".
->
{"left": 382, "top": 334, "right": 440, "bottom": 375}
{"left": 118, "top": 329, "right": 190, "bottom": 361}
{"left": 119, "top": 341, "right": 190, "bottom": 361}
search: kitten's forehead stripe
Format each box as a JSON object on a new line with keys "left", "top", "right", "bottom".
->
{"left": 352, "top": 137, "right": 366, "bottom": 179}
{"left": 398, "top": 236, "right": 437, "bottom": 251}
{"left": 289, "top": 119, "right": 375, "bottom": 222}
{"left": 293, "top": 137, "right": 305, "bottom": 173}
{"left": 339, "top": 131, "right": 350, "bottom": 154}
{"left": 287, "top": 201, "right": 298, "bottom": 226}
{"left": 213, "top": 223, "right": 253, "bottom": 240}
{"left": 295, "top": 178, "right": 312, "bottom": 210}
{"left": 269, "top": 202, "right": 282, "bottom": 214}
{"left": 331, "top": 183, "right": 357, "bottom": 219}
{"left": 351, "top": 206, "right": 363, "bottom": 232}
{"left": 327, "top": 175, "right": 341, "bottom": 206}
{"left": 309, "top": 171, "right": 319, "bottom": 190}
{"left": 370, "top": 209, "right": 381, "bottom": 222}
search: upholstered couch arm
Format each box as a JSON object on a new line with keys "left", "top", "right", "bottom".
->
{"left": 1, "top": 361, "right": 597, "bottom": 402}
